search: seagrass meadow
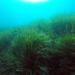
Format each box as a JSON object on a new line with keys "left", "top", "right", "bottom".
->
{"left": 0, "top": 13, "right": 75, "bottom": 75}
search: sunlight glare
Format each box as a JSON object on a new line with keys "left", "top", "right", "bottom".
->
{"left": 21, "top": 0, "right": 49, "bottom": 3}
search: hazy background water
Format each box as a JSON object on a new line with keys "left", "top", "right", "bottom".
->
{"left": 0, "top": 0, "right": 75, "bottom": 27}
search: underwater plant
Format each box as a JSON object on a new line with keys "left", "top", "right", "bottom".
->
{"left": 49, "top": 13, "right": 75, "bottom": 35}
{"left": 52, "top": 33, "right": 75, "bottom": 75}
{"left": 28, "top": 18, "right": 56, "bottom": 39}
{"left": 0, "top": 27, "right": 23, "bottom": 75}
{"left": 0, "top": 29, "right": 15, "bottom": 53}
{"left": 0, "top": 13, "right": 75, "bottom": 75}
{"left": 1, "top": 29, "right": 50, "bottom": 75}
